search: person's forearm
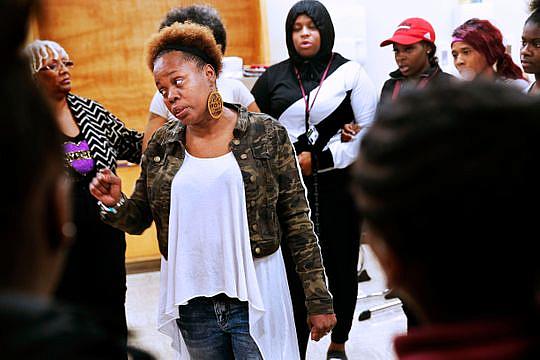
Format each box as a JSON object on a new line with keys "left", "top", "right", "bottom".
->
{"left": 100, "top": 194, "right": 152, "bottom": 234}
{"left": 276, "top": 126, "right": 333, "bottom": 314}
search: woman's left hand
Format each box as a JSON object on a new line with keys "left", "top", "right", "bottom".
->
{"left": 298, "top": 151, "right": 312, "bottom": 176}
{"left": 308, "top": 313, "right": 337, "bottom": 341}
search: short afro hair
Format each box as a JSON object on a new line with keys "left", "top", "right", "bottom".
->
{"left": 159, "top": 4, "right": 227, "bottom": 54}
{"left": 146, "top": 22, "right": 222, "bottom": 74}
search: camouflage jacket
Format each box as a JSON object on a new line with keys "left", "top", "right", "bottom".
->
{"left": 102, "top": 104, "right": 333, "bottom": 315}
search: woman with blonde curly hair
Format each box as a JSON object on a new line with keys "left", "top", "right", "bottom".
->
{"left": 90, "top": 22, "right": 336, "bottom": 359}
{"left": 25, "top": 38, "right": 143, "bottom": 346}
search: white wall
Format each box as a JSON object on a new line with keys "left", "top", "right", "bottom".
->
{"left": 264, "top": 0, "right": 531, "bottom": 93}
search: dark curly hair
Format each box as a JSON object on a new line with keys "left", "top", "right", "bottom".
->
{"left": 526, "top": 0, "right": 540, "bottom": 26}
{"left": 159, "top": 4, "right": 227, "bottom": 55}
{"left": 353, "top": 81, "right": 540, "bottom": 313}
{"left": 423, "top": 41, "right": 439, "bottom": 66}
{"left": 146, "top": 22, "right": 222, "bottom": 74}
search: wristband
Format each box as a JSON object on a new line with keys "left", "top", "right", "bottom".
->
{"left": 98, "top": 195, "right": 126, "bottom": 215}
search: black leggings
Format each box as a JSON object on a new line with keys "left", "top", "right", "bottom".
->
{"left": 283, "top": 168, "right": 360, "bottom": 358}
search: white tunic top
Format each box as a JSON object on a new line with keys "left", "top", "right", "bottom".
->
{"left": 157, "top": 151, "right": 299, "bottom": 360}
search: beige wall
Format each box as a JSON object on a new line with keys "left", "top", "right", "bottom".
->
{"left": 35, "top": 0, "right": 265, "bottom": 130}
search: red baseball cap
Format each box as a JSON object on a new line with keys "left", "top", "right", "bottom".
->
{"left": 380, "top": 18, "right": 436, "bottom": 47}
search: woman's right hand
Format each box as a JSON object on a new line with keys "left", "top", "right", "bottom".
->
{"left": 341, "top": 123, "right": 361, "bottom": 142}
{"left": 298, "top": 151, "right": 313, "bottom": 176}
{"left": 89, "top": 168, "right": 122, "bottom": 206}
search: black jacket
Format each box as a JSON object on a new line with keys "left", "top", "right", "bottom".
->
{"left": 380, "top": 64, "right": 454, "bottom": 104}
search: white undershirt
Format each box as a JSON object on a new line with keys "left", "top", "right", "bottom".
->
{"left": 157, "top": 151, "right": 299, "bottom": 359}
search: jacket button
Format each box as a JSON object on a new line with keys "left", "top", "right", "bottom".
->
{"left": 250, "top": 175, "right": 256, "bottom": 183}
{"left": 254, "top": 247, "right": 262, "bottom": 255}
{"left": 240, "top": 153, "right": 248, "bottom": 160}
{"left": 153, "top": 156, "right": 161, "bottom": 162}
{"left": 233, "top": 139, "right": 240, "bottom": 145}
{"left": 252, "top": 224, "right": 258, "bottom": 231}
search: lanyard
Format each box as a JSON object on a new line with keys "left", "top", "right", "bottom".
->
{"left": 391, "top": 67, "right": 440, "bottom": 101}
{"left": 293, "top": 54, "right": 334, "bottom": 237}
{"left": 294, "top": 53, "right": 335, "bottom": 121}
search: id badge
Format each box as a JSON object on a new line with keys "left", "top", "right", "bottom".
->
{"left": 306, "top": 126, "right": 319, "bottom": 145}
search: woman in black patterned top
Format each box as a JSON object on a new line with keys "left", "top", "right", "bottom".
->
{"left": 25, "top": 39, "right": 142, "bottom": 345}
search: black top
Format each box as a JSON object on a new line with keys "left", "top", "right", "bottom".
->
{"left": 63, "top": 132, "right": 96, "bottom": 180}
{"left": 55, "top": 95, "right": 142, "bottom": 313}
{"left": 55, "top": 106, "right": 132, "bottom": 339}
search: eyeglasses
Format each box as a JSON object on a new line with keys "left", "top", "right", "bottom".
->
{"left": 39, "top": 60, "right": 75, "bottom": 72}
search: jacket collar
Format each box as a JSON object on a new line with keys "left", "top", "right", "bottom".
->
{"left": 389, "top": 64, "right": 441, "bottom": 80}
{"left": 162, "top": 102, "right": 249, "bottom": 145}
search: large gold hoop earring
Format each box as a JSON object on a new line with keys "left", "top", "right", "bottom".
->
{"left": 207, "top": 89, "right": 223, "bottom": 119}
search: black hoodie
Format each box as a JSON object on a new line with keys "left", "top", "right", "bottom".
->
{"left": 251, "top": 5, "right": 377, "bottom": 353}
{"left": 285, "top": 0, "right": 335, "bottom": 68}
{"left": 252, "top": 0, "right": 375, "bottom": 170}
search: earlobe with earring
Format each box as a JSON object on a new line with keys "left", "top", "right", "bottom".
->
{"left": 207, "top": 88, "right": 223, "bottom": 119}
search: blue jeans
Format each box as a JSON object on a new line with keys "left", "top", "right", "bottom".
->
{"left": 176, "top": 294, "right": 262, "bottom": 360}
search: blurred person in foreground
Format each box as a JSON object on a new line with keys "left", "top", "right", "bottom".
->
{"left": 0, "top": 1, "right": 151, "bottom": 358}
{"left": 353, "top": 81, "right": 540, "bottom": 359}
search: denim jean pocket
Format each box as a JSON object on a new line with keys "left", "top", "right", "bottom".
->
{"left": 175, "top": 296, "right": 261, "bottom": 359}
